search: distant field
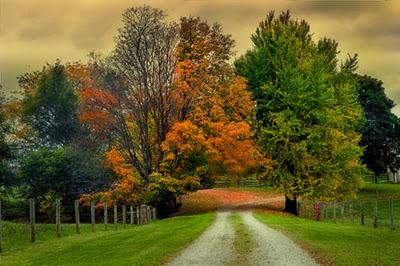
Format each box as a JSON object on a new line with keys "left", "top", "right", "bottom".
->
{"left": 255, "top": 213, "right": 400, "bottom": 266}
{"left": 1, "top": 213, "right": 215, "bottom": 266}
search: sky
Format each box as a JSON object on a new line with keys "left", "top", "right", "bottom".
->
{"left": 1, "top": 0, "right": 399, "bottom": 115}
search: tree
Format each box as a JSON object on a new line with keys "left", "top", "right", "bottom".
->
{"left": 19, "top": 146, "right": 113, "bottom": 205}
{"left": 80, "top": 13, "right": 266, "bottom": 215}
{"left": 235, "top": 11, "right": 366, "bottom": 214}
{"left": 159, "top": 17, "right": 267, "bottom": 192}
{"left": 0, "top": 86, "right": 14, "bottom": 186}
{"left": 81, "top": 6, "right": 179, "bottom": 183}
{"left": 21, "top": 63, "right": 80, "bottom": 146}
{"left": 356, "top": 75, "right": 400, "bottom": 175}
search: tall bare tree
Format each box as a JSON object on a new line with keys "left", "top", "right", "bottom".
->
{"left": 82, "top": 6, "right": 179, "bottom": 183}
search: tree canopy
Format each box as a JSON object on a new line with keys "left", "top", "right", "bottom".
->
{"left": 356, "top": 75, "right": 400, "bottom": 175}
{"left": 235, "top": 11, "right": 367, "bottom": 213}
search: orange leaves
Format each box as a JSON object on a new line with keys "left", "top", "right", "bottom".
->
{"left": 206, "top": 122, "right": 265, "bottom": 175}
{"left": 162, "top": 121, "right": 206, "bottom": 162}
{"left": 79, "top": 88, "right": 118, "bottom": 132}
{"left": 80, "top": 87, "right": 118, "bottom": 107}
{"left": 105, "top": 147, "right": 136, "bottom": 181}
{"left": 81, "top": 147, "right": 141, "bottom": 206}
{"left": 65, "top": 62, "right": 96, "bottom": 89}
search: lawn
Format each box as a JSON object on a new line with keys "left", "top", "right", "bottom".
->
{"left": 255, "top": 212, "right": 400, "bottom": 266}
{"left": 0, "top": 213, "right": 215, "bottom": 266}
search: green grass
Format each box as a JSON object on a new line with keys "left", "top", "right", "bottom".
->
{"left": 1, "top": 213, "right": 215, "bottom": 266}
{"left": 230, "top": 213, "right": 253, "bottom": 266}
{"left": 255, "top": 213, "right": 400, "bottom": 266}
{"left": 359, "top": 183, "right": 400, "bottom": 199}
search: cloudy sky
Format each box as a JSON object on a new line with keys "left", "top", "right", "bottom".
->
{"left": 1, "top": 0, "right": 399, "bottom": 115}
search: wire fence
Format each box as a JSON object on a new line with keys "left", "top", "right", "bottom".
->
{"left": 0, "top": 199, "right": 157, "bottom": 253}
{"left": 299, "top": 196, "right": 400, "bottom": 230}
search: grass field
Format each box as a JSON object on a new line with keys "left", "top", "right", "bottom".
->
{"left": 1, "top": 213, "right": 215, "bottom": 266}
{"left": 255, "top": 212, "right": 400, "bottom": 266}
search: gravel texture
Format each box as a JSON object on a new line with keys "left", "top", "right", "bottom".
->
{"left": 168, "top": 211, "right": 318, "bottom": 266}
{"left": 168, "top": 211, "right": 235, "bottom": 266}
{"left": 240, "top": 211, "right": 318, "bottom": 266}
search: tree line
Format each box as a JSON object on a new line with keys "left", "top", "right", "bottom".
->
{"left": 0, "top": 6, "right": 399, "bottom": 216}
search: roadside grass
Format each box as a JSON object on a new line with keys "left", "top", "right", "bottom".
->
{"left": 229, "top": 213, "right": 253, "bottom": 266}
{"left": 1, "top": 213, "right": 215, "bottom": 266}
{"left": 2, "top": 222, "right": 113, "bottom": 253}
{"left": 255, "top": 212, "right": 400, "bottom": 266}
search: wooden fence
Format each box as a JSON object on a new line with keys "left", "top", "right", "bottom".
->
{"left": 299, "top": 197, "right": 399, "bottom": 230}
{"left": 0, "top": 199, "right": 157, "bottom": 253}
{"left": 364, "top": 174, "right": 390, "bottom": 184}
{"left": 213, "top": 178, "right": 267, "bottom": 188}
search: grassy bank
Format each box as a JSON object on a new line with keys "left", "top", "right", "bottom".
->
{"left": 255, "top": 213, "right": 400, "bottom": 266}
{"left": 1, "top": 213, "right": 215, "bottom": 266}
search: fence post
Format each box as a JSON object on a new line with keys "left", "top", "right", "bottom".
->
{"left": 130, "top": 205, "right": 134, "bottom": 225}
{"left": 122, "top": 205, "right": 126, "bottom": 228}
{"left": 91, "top": 201, "right": 96, "bottom": 232}
{"left": 333, "top": 202, "right": 337, "bottom": 223}
{"left": 349, "top": 201, "right": 354, "bottom": 223}
{"left": 55, "top": 199, "right": 61, "bottom": 238}
{"left": 152, "top": 207, "right": 157, "bottom": 220}
{"left": 29, "top": 198, "right": 35, "bottom": 242}
{"left": 340, "top": 202, "right": 345, "bottom": 223}
{"left": 74, "top": 200, "right": 80, "bottom": 234}
{"left": 324, "top": 203, "right": 328, "bottom": 221}
{"left": 136, "top": 206, "right": 140, "bottom": 225}
{"left": 306, "top": 203, "right": 310, "bottom": 219}
{"left": 373, "top": 199, "right": 378, "bottom": 228}
{"left": 147, "top": 206, "right": 151, "bottom": 221}
{"left": 104, "top": 203, "right": 108, "bottom": 231}
{"left": 360, "top": 201, "right": 365, "bottom": 226}
{"left": 140, "top": 204, "right": 146, "bottom": 224}
{"left": 114, "top": 204, "right": 118, "bottom": 230}
{"left": 0, "top": 201, "right": 2, "bottom": 253}
{"left": 389, "top": 198, "right": 394, "bottom": 230}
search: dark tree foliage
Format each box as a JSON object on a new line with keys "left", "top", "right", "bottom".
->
{"left": 356, "top": 75, "right": 400, "bottom": 175}
{"left": 19, "top": 146, "right": 113, "bottom": 203}
{"left": 21, "top": 63, "right": 80, "bottom": 146}
{"left": 0, "top": 88, "right": 14, "bottom": 186}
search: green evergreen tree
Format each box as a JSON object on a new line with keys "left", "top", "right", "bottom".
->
{"left": 22, "top": 63, "right": 80, "bottom": 146}
{"left": 356, "top": 75, "right": 400, "bottom": 175}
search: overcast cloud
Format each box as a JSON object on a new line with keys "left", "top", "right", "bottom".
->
{"left": 0, "top": 0, "right": 399, "bottom": 115}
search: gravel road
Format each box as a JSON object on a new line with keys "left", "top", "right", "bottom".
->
{"left": 168, "top": 211, "right": 318, "bottom": 266}
{"left": 239, "top": 211, "right": 318, "bottom": 266}
{"left": 168, "top": 211, "right": 235, "bottom": 266}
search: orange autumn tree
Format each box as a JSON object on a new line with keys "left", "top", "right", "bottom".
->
{"left": 78, "top": 11, "right": 269, "bottom": 215}
{"left": 161, "top": 17, "right": 268, "bottom": 187}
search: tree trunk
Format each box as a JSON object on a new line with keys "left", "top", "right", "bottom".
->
{"left": 284, "top": 196, "right": 298, "bottom": 216}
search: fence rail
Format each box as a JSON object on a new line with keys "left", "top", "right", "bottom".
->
{"left": 299, "top": 196, "right": 400, "bottom": 230}
{"left": 0, "top": 199, "right": 157, "bottom": 253}
{"left": 364, "top": 174, "right": 390, "bottom": 183}
{"left": 214, "top": 178, "right": 267, "bottom": 188}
